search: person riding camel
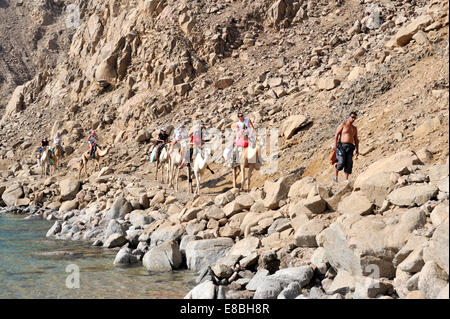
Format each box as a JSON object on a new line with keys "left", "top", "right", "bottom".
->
{"left": 172, "top": 123, "right": 189, "bottom": 146}
{"left": 235, "top": 112, "right": 255, "bottom": 148}
{"left": 155, "top": 127, "right": 169, "bottom": 160}
{"left": 53, "top": 132, "right": 64, "bottom": 158}
{"left": 88, "top": 130, "right": 98, "bottom": 159}
{"left": 38, "top": 136, "right": 49, "bottom": 161}
{"left": 181, "top": 123, "right": 214, "bottom": 174}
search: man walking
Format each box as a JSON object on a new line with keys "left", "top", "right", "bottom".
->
{"left": 332, "top": 111, "right": 359, "bottom": 182}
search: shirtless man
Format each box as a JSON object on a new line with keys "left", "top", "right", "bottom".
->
{"left": 332, "top": 111, "right": 359, "bottom": 182}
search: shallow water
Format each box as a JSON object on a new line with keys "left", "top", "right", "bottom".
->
{"left": 0, "top": 214, "right": 197, "bottom": 299}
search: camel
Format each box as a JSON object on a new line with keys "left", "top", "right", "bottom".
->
{"left": 39, "top": 148, "right": 53, "bottom": 177}
{"left": 52, "top": 145, "right": 63, "bottom": 170}
{"left": 168, "top": 140, "right": 193, "bottom": 193}
{"left": 192, "top": 146, "right": 215, "bottom": 196}
{"left": 154, "top": 144, "right": 170, "bottom": 183}
{"left": 228, "top": 144, "right": 260, "bottom": 192}
{"left": 78, "top": 145, "right": 110, "bottom": 179}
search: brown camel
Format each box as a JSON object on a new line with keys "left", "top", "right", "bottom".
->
{"left": 78, "top": 145, "right": 110, "bottom": 179}
{"left": 52, "top": 145, "right": 63, "bottom": 170}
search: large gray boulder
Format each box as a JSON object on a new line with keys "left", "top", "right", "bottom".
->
{"left": 104, "top": 219, "right": 126, "bottom": 240}
{"left": 150, "top": 222, "right": 185, "bottom": 246}
{"left": 59, "top": 178, "right": 81, "bottom": 201}
{"left": 105, "top": 197, "right": 133, "bottom": 219}
{"left": 142, "top": 240, "right": 182, "bottom": 271}
{"left": 1, "top": 183, "right": 24, "bottom": 206}
{"left": 264, "top": 174, "right": 298, "bottom": 209}
{"left": 354, "top": 150, "right": 421, "bottom": 206}
{"left": 317, "top": 207, "right": 427, "bottom": 279}
{"left": 387, "top": 184, "right": 438, "bottom": 207}
{"left": 294, "top": 219, "right": 327, "bottom": 247}
{"left": 129, "top": 210, "right": 154, "bottom": 227}
{"left": 423, "top": 217, "right": 449, "bottom": 275}
{"left": 185, "top": 238, "right": 234, "bottom": 271}
{"left": 184, "top": 280, "right": 216, "bottom": 299}
{"left": 103, "top": 233, "right": 128, "bottom": 248}
{"left": 418, "top": 261, "right": 448, "bottom": 299}
{"left": 253, "top": 266, "right": 314, "bottom": 299}
{"left": 113, "top": 247, "right": 139, "bottom": 265}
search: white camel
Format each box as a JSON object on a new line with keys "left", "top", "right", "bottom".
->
{"left": 168, "top": 140, "right": 193, "bottom": 193}
{"left": 192, "top": 146, "right": 215, "bottom": 196}
{"left": 154, "top": 144, "right": 170, "bottom": 184}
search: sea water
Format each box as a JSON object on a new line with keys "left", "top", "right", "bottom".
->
{"left": 0, "top": 214, "right": 196, "bottom": 299}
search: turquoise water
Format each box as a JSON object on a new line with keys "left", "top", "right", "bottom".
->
{"left": 0, "top": 214, "right": 197, "bottom": 299}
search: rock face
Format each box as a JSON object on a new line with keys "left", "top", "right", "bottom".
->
{"left": 143, "top": 241, "right": 182, "bottom": 271}
{"left": 59, "top": 178, "right": 81, "bottom": 201}
{"left": 185, "top": 238, "right": 234, "bottom": 271}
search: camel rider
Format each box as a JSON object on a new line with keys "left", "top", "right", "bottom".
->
{"left": 88, "top": 130, "right": 98, "bottom": 159}
{"left": 39, "top": 136, "right": 49, "bottom": 155}
{"left": 235, "top": 112, "right": 255, "bottom": 148}
{"left": 181, "top": 125, "right": 214, "bottom": 174}
{"left": 155, "top": 127, "right": 169, "bottom": 160}
{"left": 53, "top": 132, "right": 64, "bottom": 158}
{"left": 172, "top": 123, "right": 189, "bottom": 146}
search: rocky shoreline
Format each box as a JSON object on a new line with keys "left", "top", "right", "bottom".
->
{"left": 1, "top": 150, "right": 448, "bottom": 299}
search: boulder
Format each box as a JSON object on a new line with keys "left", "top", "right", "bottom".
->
{"left": 59, "top": 200, "right": 79, "bottom": 212}
{"left": 129, "top": 210, "right": 153, "bottom": 227}
{"left": 423, "top": 217, "right": 449, "bottom": 274}
{"left": 277, "top": 282, "right": 302, "bottom": 299}
{"left": 294, "top": 219, "right": 327, "bottom": 247}
{"left": 394, "top": 15, "right": 434, "bottom": 46}
{"left": 185, "top": 238, "right": 234, "bottom": 271}
{"left": 281, "top": 115, "right": 311, "bottom": 140}
{"left": 324, "top": 270, "right": 355, "bottom": 295}
{"left": 430, "top": 203, "right": 449, "bottom": 227}
{"left": 317, "top": 207, "right": 427, "bottom": 279}
{"left": 264, "top": 174, "right": 298, "bottom": 209}
{"left": 184, "top": 280, "right": 216, "bottom": 299}
{"left": 59, "top": 178, "right": 80, "bottom": 201}
{"left": 317, "top": 77, "right": 340, "bottom": 90}
{"left": 303, "top": 195, "right": 327, "bottom": 214}
{"left": 288, "top": 177, "right": 316, "bottom": 199}
{"left": 142, "top": 241, "right": 182, "bottom": 271}
{"left": 150, "top": 222, "right": 184, "bottom": 245}
{"left": 215, "top": 77, "right": 234, "bottom": 89}
{"left": 354, "top": 151, "right": 421, "bottom": 206}
{"left": 1, "top": 183, "right": 24, "bottom": 206}
{"left": 113, "top": 247, "right": 139, "bottom": 265}
{"left": 337, "top": 192, "right": 374, "bottom": 216}
{"left": 104, "top": 219, "right": 126, "bottom": 240}
{"left": 103, "top": 233, "right": 128, "bottom": 248}
{"left": 414, "top": 117, "right": 442, "bottom": 138}
{"left": 387, "top": 184, "right": 438, "bottom": 207}
{"left": 228, "top": 236, "right": 260, "bottom": 257}
{"left": 418, "top": 261, "right": 448, "bottom": 299}
{"left": 105, "top": 197, "right": 133, "bottom": 219}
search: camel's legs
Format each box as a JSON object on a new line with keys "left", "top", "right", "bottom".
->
{"left": 84, "top": 159, "right": 88, "bottom": 178}
{"left": 240, "top": 164, "right": 245, "bottom": 191}
{"left": 155, "top": 161, "right": 159, "bottom": 181}
{"left": 247, "top": 165, "right": 253, "bottom": 192}
{"left": 175, "top": 167, "right": 180, "bottom": 192}
{"left": 188, "top": 165, "right": 193, "bottom": 194}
